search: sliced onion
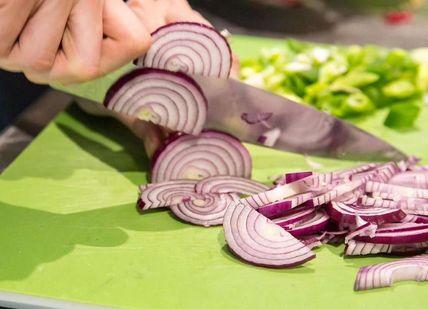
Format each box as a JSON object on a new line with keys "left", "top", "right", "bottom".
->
{"left": 151, "top": 130, "right": 252, "bottom": 182}
{"left": 104, "top": 68, "right": 207, "bottom": 135}
{"left": 351, "top": 162, "right": 400, "bottom": 183}
{"left": 135, "top": 22, "right": 232, "bottom": 78}
{"left": 389, "top": 171, "right": 428, "bottom": 189}
{"left": 257, "top": 128, "right": 281, "bottom": 147}
{"left": 402, "top": 215, "right": 428, "bottom": 224}
{"left": 311, "top": 180, "right": 364, "bottom": 207}
{"left": 366, "top": 181, "right": 428, "bottom": 199}
{"left": 298, "top": 235, "right": 324, "bottom": 249}
{"left": 257, "top": 192, "right": 314, "bottom": 218}
{"left": 195, "top": 176, "right": 269, "bottom": 195}
{"left": 353, "top": 222, "right": 428, "bottom": 244}
{"left": 360, "top": 196, "right": 428, "bottom": 216}
{"left": 354, "top": 255, "right": 428, "bottom": 291}
{"left": 333, "top": 163, "right": 378, "bottom": 179}
{"left": 344, "top": 216, "right": 377, "bottom": 243}
{"left": 282, "top": 210, "right": 330, "bottom": 237}
{"left": 273, "top": 207, "right": 316, "bottom": 228}
{"left": 240, "top": 173, "right": 333, "bottom": 209}
{"left": 223, "top": 202, "right": 315, "bottom": 268}
{"left": 138, "top": 179, "right": 197, "bottom": 211}
{"left": 345, "top": 240, "right": 428, "bottom": 256}
{"left": 326, "top": 201, "right": 406, "bottom": 226}
{"left": 170, "top": 193, "right": 237, "bottom": 227}
{"left": 275, "top": 171, "right": 313, "bottom": 185}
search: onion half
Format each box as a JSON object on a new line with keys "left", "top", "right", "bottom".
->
{"left": 151, "top": 130, "right": 252, "bottom": 182}
{"left": 104, "top": 68, "right": 207, "bottom": 135}
{"left": 223, "top": 202, "right": 315, "bottom": 268}
{"left": 135, "top": 22, "right": 232, "bottom": 78}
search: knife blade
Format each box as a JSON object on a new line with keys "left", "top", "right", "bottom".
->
{"left": 191, "top": 75, "right": 406, "bottom": 161}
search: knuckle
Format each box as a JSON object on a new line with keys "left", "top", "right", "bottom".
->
{"left": 70, "top": 62, "right": 101, "bottom": 82}
{"left": 125, "top": 28, "right": 152, "bottom": 56}
{"left": 25, "top": 56, "right": 54, "bottom": 72}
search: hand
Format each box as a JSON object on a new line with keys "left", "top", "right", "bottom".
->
{"left": 0, "top": 0, "right": 151, "bottom": 84}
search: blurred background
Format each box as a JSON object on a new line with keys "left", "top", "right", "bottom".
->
{"left": 1, "top": 0, "right": 427, "bottom": 168}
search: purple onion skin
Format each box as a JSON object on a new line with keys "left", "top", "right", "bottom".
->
{"left": 151, "top": 129, "right": 250, "bottom": 180}
{"left": 103, "top": 67, "right": 207, "bottom": 110}
{"left": 285, "top": 172, "right": 313, "bottom": 184}
{"left": 137, "top": 22, "right": 233, "bottom": 78}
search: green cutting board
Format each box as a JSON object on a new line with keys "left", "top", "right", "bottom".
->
{"left": 1, "top": 35, "right": 427, "bottom": 309}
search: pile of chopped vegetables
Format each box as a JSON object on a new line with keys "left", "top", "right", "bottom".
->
{"left": 240, "top": 40, "right": 428, "bottom": 129}
{"left": 103, "top": 22, "right": 428, "bottom": 292}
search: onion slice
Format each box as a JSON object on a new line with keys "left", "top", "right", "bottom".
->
{"left": 366, "top": 181, "right": 428, "bottom": 199}
{"left": 170, "top": 193, "right": 237, "bottom": 227}
{"left": 275, "top": 171, "right": 313, "bottom": 185}
{"left": 135, "top": 22, "right": 232, "bottom": 78}
{"left": 257, "top": 192, "right": 314, "bottom": 218}
{"left": 389, "top": 171, "right": 428, "bottom": 189}
{"left": 104, "top": 68, "right": 207, "bottom": 135}
{"left": 354, "top": 255, "right": 428, "bottom": 291}
{"left": 360, "top": 196, "right": 428, "bottom": 216}
{"left": 353, "top": 222, "right": 428, "bottom": 244}
{"left": 138, "top": 179, "right": 198, "bottom": 211}
{"left": 345, "top": 240, "right": 428, "bottom": 256}
{"left": 326, "top": 201, "right": 406, "bottom": 226}
{"left": 273, "top": 207, "right": 316, "bottom": 228}
{"left": 151, "top": 130, "right": 252, "bottom": 182}
{"left": 195, "top": 176, "right": 269, "bottom": 195}
{"left": 283, "top": 210, "right": 330, "bottom": 237}
{"left": 223, "top": 202, "right": 315, "bottom": 268}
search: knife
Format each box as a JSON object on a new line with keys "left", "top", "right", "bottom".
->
{"left": 190, "top": 75, "right": 407, "bottom": 162}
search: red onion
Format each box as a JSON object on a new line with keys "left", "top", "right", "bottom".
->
{"left": 170, "top": 193, "right": 237, "bottom": 227}
{"left": 402, "top": 215, "right": 428, "bottom": 224}
{"left": 345, "top": 240, "right": 428, "bottom": 256}
{"left": 282, "top": 210, "right": 330, "bottom": 237}
{"left": 344, "top": 216, "right": 377, "bottom": 243}
{"left": 366, "top": 181, "right": 428, "bottom": 199}
{"left": 298, "top": 235, "right": 324, "bottom": 249}
{"left": 333, "top": 163, "right": 378, "bottom": 179}
{"left": 135, "top": 22, "right": 232, "bottom": 78}
{"left": 138, "top": 179, "right": 198, "bottom": 211}
{"left": 326, "top": 201, "right": 406, "bottom": 226}
{"left": 273, "top": 207, "right": 316, "bottom": 228}
{"left": 195, "top": 176, "right": 269, "bottom": 195}
{"left": 151, "top": 130, "right": 252, "bottom": 182}
{"left": 104, "top": 68, "right": 207, "bottom": 135}
{"left": 240, "top": 173, "right": 333, "bottom": 209}
{"left": 223, "top": 202, "right": 315, "bottom": 268}
{"left": 353, "top": 222, "right": 428, "bottom": 244}
{"left": 354, "top": 255, "right": 428, "bottom": 291}
{"left": 256, "top": 192, "right": 314, "bottom": 218}
{"left": 360, "top": 196, "right": 428, "bottom": 216}
{"left": 275, "top": 171, "right": 313, "bottom": 185}
{"left": 389, "top": 171, "right": 428, "bottom": 189}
